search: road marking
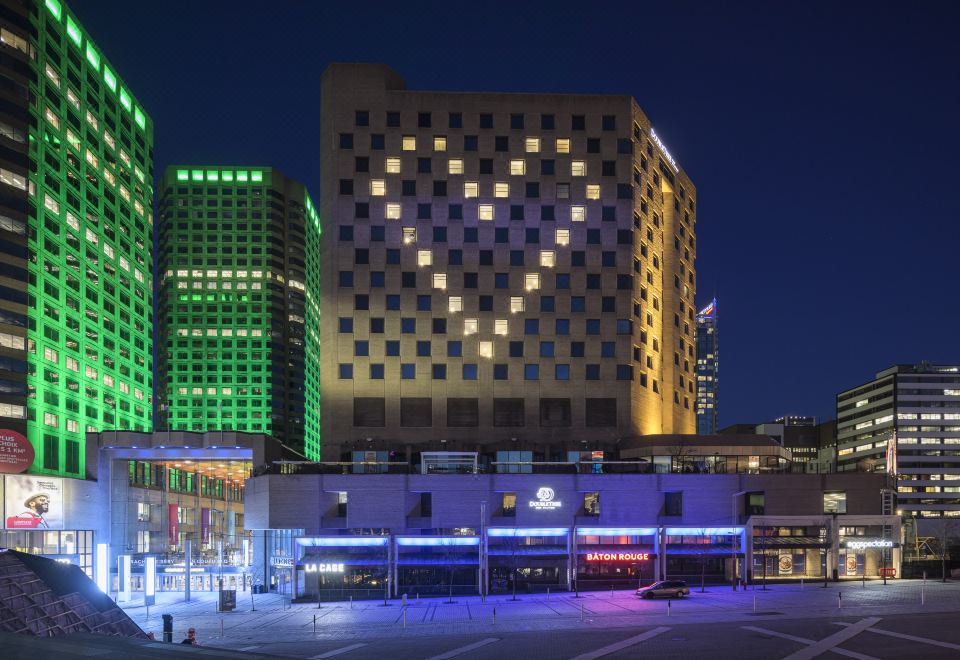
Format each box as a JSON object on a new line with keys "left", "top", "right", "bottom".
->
{"left": 239, "top": 645, "right": 261, "bottom": 651}
{"left": 309, "top": 642, "right": 368, "bottom": 658}
{"left": 426, "top": 638, "right": 499, "bottom": 659}
{"left": 741, "top": 627, "right": 876, "bottom": 660}
{"left": 782, "top": 617, "right": 881, "bottom": 660}
{"left": 832, "top": 622, "right": 960, "bottom": 651}
{"left": 570, "top": 626, "right": 671, "bottom": 660}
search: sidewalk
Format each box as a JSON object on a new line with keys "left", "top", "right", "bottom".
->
{"left": 120, "top": 580, "right": 960, "bottom": 647}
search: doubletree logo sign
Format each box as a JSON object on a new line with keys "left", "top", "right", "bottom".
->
{"left": 529, "top": 487, "right": 562, "bottom": 510}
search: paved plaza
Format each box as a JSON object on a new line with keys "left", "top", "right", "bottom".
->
{"left": 117, "top": 581, "right": 960, "bottom": 658}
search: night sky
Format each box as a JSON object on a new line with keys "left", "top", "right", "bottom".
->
{"left": 71, "top": 0, "right": 960, "bottom": 427}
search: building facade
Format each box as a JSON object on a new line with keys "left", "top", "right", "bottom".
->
{"left": 319, "top": 63, "right": 698, "bottom": 461}
{"left": 244, "top": 470, "right": 899, "bottom": 598}
{"left": 837, "top": 363, "right": 960, "bottom": 531}
{"left": 156, "top": 166, "right": 321, "bottom": 456}
{"left": 695, "top": 298, "right": 718, "bottom": 434}
{"left": 0, "top": 0, "right": 154, "bottom": 478}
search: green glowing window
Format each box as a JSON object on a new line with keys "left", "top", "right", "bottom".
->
{"left": 206, "top": 170, "right": 218, "bottom": 182}
{"left": 236, "top": 171, "right": 249, "bottom": 182}
{"left": 119, "top": 87, "right": 132, "bottom": 112}
{"left": 45, "top": 0, "right": 62, "bottom": 20}
{"left": 66, "top": 16, "right": 81, "bottom": 46}
{"left": 251, "top": 171, "right": 263, "bottom": 182}
{"left": 221, "top": 171, "right": 234, "bottom": 182}
{"left": 191, "top": 170, "right": 203, "bottom": 182}
{"left": 103, "top": 65, "right": 117, "bottom": 93}
{"left": 85, "top": 43, "right": 100, "bottom": 70}
{"left": 176, "top": 170, "right": 189, "bottom": 182}
{"left": 134, "top": 107, "right": 146, "bottom": 130}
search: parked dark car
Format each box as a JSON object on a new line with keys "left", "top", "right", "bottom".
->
{"left": 636, "top": 580, "right": 690, "bottom": 599}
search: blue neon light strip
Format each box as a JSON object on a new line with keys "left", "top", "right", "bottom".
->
{"left": 487, "top": 527, "right": 569, "bottom": 537}
{"left": 296, "top": 537, "right": 388, "bottom": 547}
{"left": 665, "top": 527, "right": 743, "bottom": 536}
{"left": 396, "top": 537, "right": 480, "bottom": 547}
{"left": 576, "top": 527, "right": 657, "bottom": 536}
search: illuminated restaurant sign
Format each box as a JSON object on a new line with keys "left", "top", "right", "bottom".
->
{"left": 585, "top": 552, "right": 650, "bottom": 561}
{"left": 529, "top": 487, "right": 562, "bottom": 510}
{"left": 844, "top": 539, "right": 893, "bottom": 550}
{"left": 305, "top": 563, "right": 345, "bottom": 573}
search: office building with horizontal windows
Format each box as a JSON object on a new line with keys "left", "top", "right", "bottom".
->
{"left": 157, "top": 166, "right": 321, "bottom": 457}
{"left": 837, "top": 363, "right": 960, "bottom": 532}
{"left": 319, "top": 63, "right": 698, "bottom": 461}
{"left": 0, "top": 0, "right": 154, "bottom": 477}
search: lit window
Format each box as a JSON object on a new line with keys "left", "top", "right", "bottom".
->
{"left": 572, "top": 161, "right": 586, "bottom": 176}
{"left": 45, "top": 63, "right": 60, "bottom": 87}
{"left": 449, "top": 296, "right": 463, "bottom": 312}
{"left": 525, "top": 273, "right": 541, "bottom": 290}
{"left": 43, "top": 412, "right": 58, "bottom": 428}
{"left": 586, "top": 184, "right": 600, "bottom": 199}
{"left": 449, "top": 159, "right": 464, "bottom": 175}
{"left": 385, "top": 203, "right": 401, "bottom": 219}
{"left": 402, "top": 135, "right": 416, "bottom": 151}
{"left": 556, "top": 138, "right": 570, "bottom": 154}
{"left": 44, "top": 346, "right": 58, "bottom": 362}
{"left": 464, "top": 181, "right": 479, "bottom": 198}
{"left": 556, "top": 229, "right": 570, "bottom": 246}
{"left": 540, "top": 250, "right": 555, "bottom": 267}
{"left": 370, "top": 179, "right": 386, "bottom": 196}
{"left": 510, "top": 159, "right": 526, "bottom": 175}
{"left": 525, "top": 137, "right": 541, "bottom": 153}
{"left": 479, "top": 341, "right": 494, "bottom": 359}
{"left": 434, "top": 136, "right": 447, "bottom": 151}
{"left": 65, "top": 357, "right": 79, "bottom": 372}
{"left": 44, "top": 107, "right": 60, "bottom": 129}
{"left": 464, "top": 318, "right": 478, "bottom": 335}
{"left": 433, "top": 273, "right": 447, "bottom": 289}
{"left": 402, "top": 227, "right": 417, "bottom": 244}
{"left": 495, "top": 319, "right": 509, "bottom": 335}
{"left": 494, "top": 182, "right": 509, "bottom": 198}
{"left": 510, "top": 297, "right": 525, "bottom": 313}
{"left": 386, "top": 157, "right": 401, "bottom": 174}
{"left": 479, "top": 204, "right": 494, "bottom": 220}
{"left": 417, "top": 249, "right": 433, "bottom": 266}
{"left": 571, "top": 206, "right": 586, "bottom": 222}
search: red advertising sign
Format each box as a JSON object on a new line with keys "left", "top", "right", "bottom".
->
{"left": 0, "top": 429, "right": 34, "bottom": 474}
{"left": 168, "top": 504, "right": 179, "bottom": 545}
{"left": 585, "top": 552, "right": 650, "bottom": 561}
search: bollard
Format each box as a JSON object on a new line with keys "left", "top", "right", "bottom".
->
{"left": 753, "top": 594, "right": 757, "bottom": 612}
{"left": 350, "top": 596, "right": 353, "bottom": 610}
{"left": 801, "top": 578, "right": 804, "bottom": 590}
{"left": 220, "top": 618, "right": 224, "bottom": 638}
{"left": 862, "top": 574, "right": 865, "bottom": 588}
{"left": 838, "top": 592, "right": 842, "bottom": 609}
{"left": 492, "top": 607, "right": 496, "bottom": 625}
{"left": 921, "top": 586, "right": 925, "bottom": 605}
{"left": 923, "top": 571, "right": 927, "bottom": 585}
{"left": 313, "top": 615, "right": 316, "bottom": 634}
{"left": 547, "top": 587, "right": 550, "bottom": 600}
{"left": 403, "top": 607, "right": 407, "bottom": 629}
{"left": 580, "top": 602, "right": 584, "bottom": 622}
{"left": 162, "top": 614, "right": 173, "bottom": 644}
{"left": 667, "top": 599, "right": 671, "bottom": 617}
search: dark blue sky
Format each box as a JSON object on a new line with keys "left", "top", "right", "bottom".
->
{"left": 72, "top": 0, "right": 960, "bottom": 427}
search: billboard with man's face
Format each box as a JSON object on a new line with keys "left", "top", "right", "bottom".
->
{"left": 4, "top": 474, "right": 64, "bottom": 530}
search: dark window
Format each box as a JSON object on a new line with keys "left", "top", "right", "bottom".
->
{"left": 464, "top": 227, "right": 479, "bottom": 243}
{"left": 386, "top": 340, "right": 400, "bottom": 356}
{"left": 402, "top": 180, "right": 417, "bottom": 196}
{"left": 524, "top": 364, "right": 539, "bottom": 380}
{"left": 401, "top": 318, "right": 416, "bottom": 333}
{"left": 509, "top": 341, "right": 524, "bottom": 357}
{"left": 540, "top": 160, "right": 555, "bottom": 176}
{"left": 479, "top": 113, "right": 494, "bottom": 129}
{"left": 447, "top": 398, "right": 479, "bottom": 427}
{"left": 572, "top": 115, "right": 586, "bottom": 131}
{"left": 462, "top": 363, "right": 478, "bottom": 380}
{"left": 416, "top": 340, "right": 431, "bottom": 357}
{"left": 602, "top": 115, "right": 616, "bottom": 131}
{"left": 371, "top": 134, "right": 385, "bottom": 150}
{"left": 464, "top": 272, "right": 478, "bottom": 288}
{"left": 433, "top": 226, "right": 447, "bottom": 242}
{"left": 664, "top": 492, "right": 683, "bottom": 517}
{"left": 418, "top": 158, "right": 432, "bottom": 173}
{"left": 401, "top": 364, "right": 416, "bottom": 379}
{"left": 370, "top": 317, "right": 384, "bottom": 333}
{"left": 585, "top": 364, "right": 600, "bottom": 380}
{"left": 511, "top": 205, "right": 525, "bottom": 220}
{"left": 355, "top": 156, "right": 369, "bottom": 172}
{"left": 339, "top": 133, "right": 353, "bottom": 149}
{"left": 587, "top": 138, "right": 600, "bottom": 153}
{"left": 602, "top": 161, "right": 616, "bottom": 177}
{"left": 338, "top": 317, "right": 353, "bottom": 333}
{"left": 418, "top": 112, "right": 432, "bottom": 128}
{"left": 447, "top": 341, "right": 462, "bottom": 357}
{"left": 449, "top": 204, "right": 463, "bottom": 220}
{"left": 355, "top": 110, "right": 369, "bottom": 126}
{"left": 417, "top": 295, "right": 432, "bottom": 311}
{"left": 494, "top": 364, "right": 509, "bottom": 380}
{"left": 480, "top": 159, "right": 494, "bottom": 174}
{"left": 479, "top": 295, "right": 493, "bottom": 311}
{"left": 449, "top": 112, "right": 463, "bottom": 129}
{"left": 432, "top": 318, "right": 447, "bottom": 334}
{"left": 370, "top": 364, "right": 384, "bottom": 379}
{"left": 433, "top": 181, "right": 447, "bottom": 196}
{"left": 386, "top": 294, "right": 400, "bottom": 310}
{"left": 449, "top": 249, "right": 463, "bottom": 265}
{"left": 401, "top": 397, "right": 432, "bottom": 426}
{"left": 556, "top": 364, "right": 570, "bottom": 380}
{"left": 339, "top": 364, "right": 353, "bottom": 379}
{"left": 510, "top": 113, "right": 524, "bottom": 130}
{"left": 541, "top": 205, "right": 555, "bottom": 221}
{"left": 540, "top": 398, "right": 571, "bottom": 427}
{"left": 541, "top": 114, "right": 555, "bottom": 130}
{"left": 354, "top": 397, "right": 386, "bottom": 426}
{"left": 355, "top": 202, "right": 370, "bottom": 218}
{"left": 585, "top": 398, "right": 617, "bottom": 427}
{"left": 354, "top": 294, "right": 369, "bottom": 310}
{"left": 433, "top": 363, "right": 447, "bottom": 380}
{"left": 540, "top": 296, "right": 555, "bottom": 312}
{"left": 386, "top": 112, "right": 400, "bottom": 127}
{"left": 493, "top": 398, "right": 525, "bottom": 427}
{"left": 571, "top": 341, "right": 585, "bottom": 357}
{"left": 339, "top": 226, "right": 353, "bottom": 241}
{"left": 339, "top": 271, "right": 354, "bottom": 287}
{"left": 464, "top": 135, "right": 478, "bottom": 151}
{"left": 526, "top": 182, "right": 540, "bottom": 198}
{"left": 418, "top": 203, "right": 432, "bottom": 219}
{"left": 495, "top": 136, "right": 508, "bottom": 152}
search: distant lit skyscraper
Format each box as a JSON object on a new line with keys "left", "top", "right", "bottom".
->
{"left": 696, "top": 298, "right": 718, "bottom": 434}
{"left": 157, "top": 166, "right": 321, "bottom": 457}
{"left": 0, "top": 0, "right": 154, "bottom": 477}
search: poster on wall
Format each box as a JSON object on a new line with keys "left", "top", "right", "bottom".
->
{"left": 778, "top": 553, "right": 793, "bottom": 575}
{"left": 4, "top": 474, "right": 64, "bottom": 529}
{"left": 0, "top": 429, "right": 34, "bottom": 473}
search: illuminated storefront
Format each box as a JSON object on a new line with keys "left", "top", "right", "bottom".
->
{"left": 486, "top": 528, "right": 570, "bottom": 593}
{"left": 294, "top": 536, "right": 390, "bottom": 601}
{"left": 575, "top": 527, "right": 658, "bottom": 589}
{"left": 395, "top": 536, "right": 480, "bottom": 596}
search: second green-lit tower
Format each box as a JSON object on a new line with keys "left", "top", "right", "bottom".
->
{"left": 157, "top": 167, "right": 321, "bottom": 458}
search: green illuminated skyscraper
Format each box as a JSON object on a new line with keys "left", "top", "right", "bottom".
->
{"left": 0, "top": 0, "right": 154, "bottom": 477}
{"left": 157, "top": 167, "right": 321, "bottom": 457}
